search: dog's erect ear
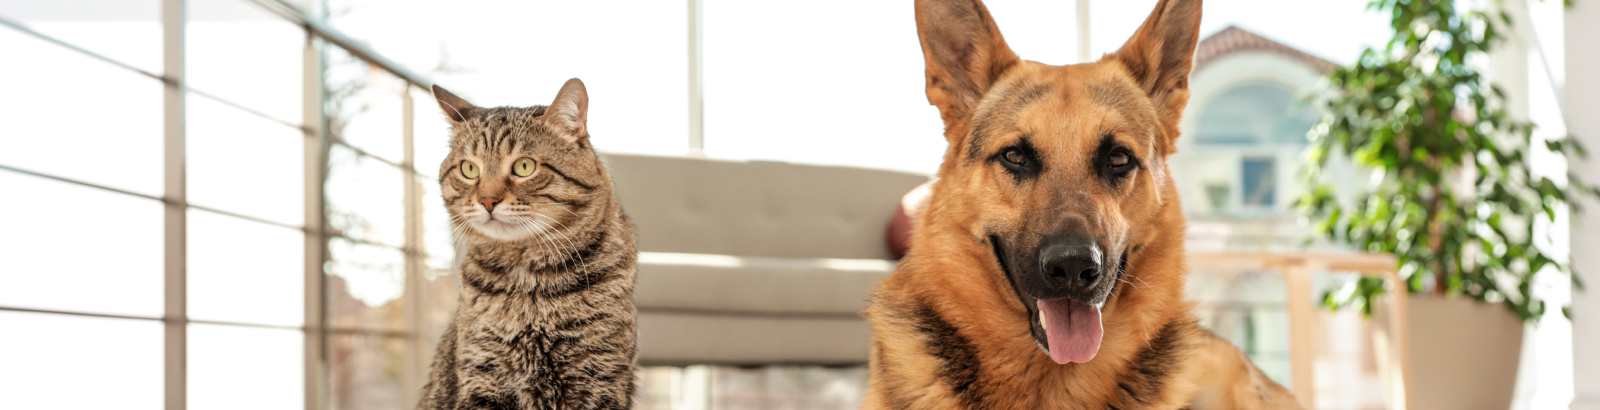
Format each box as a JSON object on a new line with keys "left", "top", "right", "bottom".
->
{"left": 1109, "top": 0, "right": 1202, "bottom": 151}
{"left": 544, "top": 78, "right": 590, "bottom": 142}
{"left": 915, "top": 0, "right": 1019, "bottom": 139}
{"left": 432, "top": 84, "right": 477, "bottom": 123}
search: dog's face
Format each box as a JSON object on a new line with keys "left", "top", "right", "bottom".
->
{"left": 915, "top": 0, "right": 1201, "bottom": 365}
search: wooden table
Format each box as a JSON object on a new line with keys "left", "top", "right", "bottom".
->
{"left": 1186, "top": 252, "right": 1407, "bottom": 410}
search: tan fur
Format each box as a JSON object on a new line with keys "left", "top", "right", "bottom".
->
{"left": 861, "top": 1, "right": 1301, "bottom": 409}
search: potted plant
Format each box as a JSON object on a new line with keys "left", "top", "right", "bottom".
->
{"left": 1296, "top": 0, "right": 1596, "bottom": 408}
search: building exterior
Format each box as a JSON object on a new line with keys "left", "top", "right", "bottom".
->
{"left": 1176, "top": 28, "right": 1384, "bottom": 406}
{"left": 1176, "top": 26, "right": 1355, "bottom": 252}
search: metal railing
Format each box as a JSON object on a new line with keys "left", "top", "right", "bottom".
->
{"left": 0, "top": 1, "right": 441, "bottom": 408}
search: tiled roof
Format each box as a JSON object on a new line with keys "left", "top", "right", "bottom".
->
{"left": 1194, "top": 26, "right": 1340, "bottom": 74}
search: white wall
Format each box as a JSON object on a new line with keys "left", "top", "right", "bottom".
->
{"left": 1568, "top": 0, "right": 1600, "bottom": 408}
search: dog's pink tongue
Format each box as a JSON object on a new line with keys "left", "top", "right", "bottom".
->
{"left": 1038, "top": 298, "right": 1103, "bottom": 365}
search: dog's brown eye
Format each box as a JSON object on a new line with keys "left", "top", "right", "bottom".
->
{"left": 1108, "top": 150, "right": 1130, "bottom": 168}
{"left": 1003, "top": 148, "right": 1026, "bottom": 165}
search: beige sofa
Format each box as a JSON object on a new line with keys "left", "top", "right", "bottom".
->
{"left": 604, "top": 153, "right": 928, "bottom": 366}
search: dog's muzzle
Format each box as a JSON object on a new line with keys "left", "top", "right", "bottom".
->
{"left": 996, "top": 228, "right": 1121, "bottom": 366}
{"left": 1035, "top": 234, "right": 1106, "bottom": 302}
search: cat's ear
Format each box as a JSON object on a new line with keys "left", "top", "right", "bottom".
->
{"left": 432, "top": 84, "right": 477, "bottom": 123}
{"left": 544, "top": 78, "right": 589, "bottom": 141}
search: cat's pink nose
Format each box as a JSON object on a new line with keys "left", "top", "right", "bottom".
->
{"left": 479, "top": 196, "right": 502, "bottom": 212}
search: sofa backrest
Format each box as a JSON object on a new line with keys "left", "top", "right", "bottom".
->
{"left": 604, "top": 153, "right": 929, "bottom": 260}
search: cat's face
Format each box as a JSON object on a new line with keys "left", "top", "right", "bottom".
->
{"left": 434, "top": 79, "right": 605, "bottom": 243}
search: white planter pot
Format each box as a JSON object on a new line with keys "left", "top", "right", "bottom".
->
{"left": 1390, "top": 296, "right": 1525, "bottom": 410}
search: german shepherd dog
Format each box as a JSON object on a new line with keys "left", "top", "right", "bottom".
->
{"left": 861, "top": 0, "right": 1301, "bottom": 408}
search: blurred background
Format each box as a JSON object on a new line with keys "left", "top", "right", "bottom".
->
{"left": 0, "top": 0, "right": 1596, "bottom": 409}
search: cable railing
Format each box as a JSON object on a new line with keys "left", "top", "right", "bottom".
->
{"left": 244, "top": 0, "right": 432, "bottom": 89}
{"left": 0, "top": 0, "right": 438, "bottom": 310}
{"left": 0, "top": 1, "right": 445, "bottom": 408}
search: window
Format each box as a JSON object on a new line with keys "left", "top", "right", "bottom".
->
{"left": 1195, "top": 83, "right": 1315, "bottom": 146}
{"left": 0, "top": 173, "right": 165, "bottom": 317}
{"left": 1241, "top": 157, "right": 1277, "bottom": 209}
{"left": 188, "top": 209, "right": 305, "bottom": 327}
{"left": 0, "top": 311, "right": 164, "bottom": 409}
{"left": 323, "top": 0, "right": 690, "bottom": 158}
{"left": 188, "top": 0, "right": 304, "bottom": 124}
{"left": 1190, "top": 83, "right": 1314, "bottom": 215}
{"left": 0, "top": 20, "right": 164, "bottom": 197}
{"left": 0, "top": 0, "right": 164, "bottom": 74}
{"left": 188, "top": 324, "right": 305, "bottom": 410}
{"left": 186, "top": 92, "right": 306, "bottom": 226}
{"left": 700, "top": 1, "right": 1078, "bottom": 175}
{"left": 0, "top": 1, "right": 332, "bottom": 408}
{"left": 1205, "top": 183, "right": 1232, "bottom": 211}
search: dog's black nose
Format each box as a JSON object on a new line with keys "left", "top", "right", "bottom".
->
{"left": 1038, "top": 235, "right": 1103, "bottom": 290}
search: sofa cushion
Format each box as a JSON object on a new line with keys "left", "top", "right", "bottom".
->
{"left": 636, "top": 311, "right": 871, "bottom": 365}
{"left": 633, "top": 252, "right": 893, "bottom": 315}
{"left": 605, "top": 154, "right": 930, "bottom": 260}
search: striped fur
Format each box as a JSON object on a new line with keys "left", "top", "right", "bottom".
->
{"left": 418, "top": 79, "right": 638, "bottom": 410}
{"left": 861, "top": 1, "right": 1301, "bottom": 409}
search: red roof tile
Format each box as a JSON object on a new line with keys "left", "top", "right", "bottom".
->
{"left": 1194, "top": 26, "right": 1340, "bottom": 74}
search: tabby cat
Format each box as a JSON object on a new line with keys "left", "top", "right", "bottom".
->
{"left": 418, "top": 78, "right": 639, "bottom": 410}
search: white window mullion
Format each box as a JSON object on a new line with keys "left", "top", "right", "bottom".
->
{"left": 302, "top": 33, "right": 329, "bottom": 410}
{"left": 687, "top": 0, "right": 704, "bottom": 156}
{"left": 161, "top": 1, "right": 187, "bottom": 409}
{"left": 401, "top": 86, "right": 426, "bottom": 408}
{"left": 1076, "top": 0, "right": 1091, "bottom": 63}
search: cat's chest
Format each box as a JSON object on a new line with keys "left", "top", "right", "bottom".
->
{"left": 459, "top": 290, "right": 574, "bottom": 341}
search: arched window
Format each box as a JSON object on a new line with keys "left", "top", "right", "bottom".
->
{"left": 1193, "top": 83, "right": 1319, "bottom": 211}
{"left": 1194, "top": 83, "right": 1317, "bottom": 145}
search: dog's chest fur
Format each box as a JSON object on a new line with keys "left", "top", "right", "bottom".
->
{"left": 867, "top": 287, "right": 1205, "bottom": 410}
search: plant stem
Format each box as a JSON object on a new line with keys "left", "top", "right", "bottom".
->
{"left": 1429, "top": 184, "right": 1447, "bottom": 295}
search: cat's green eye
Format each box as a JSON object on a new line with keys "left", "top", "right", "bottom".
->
{"left": 460, "top": 160, "right": 480, "bottom": 179}
{"left": 513, "top": 158, "right": 536, "bottom": 177}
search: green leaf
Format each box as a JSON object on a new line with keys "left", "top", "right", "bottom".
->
{"left": 1306, "top": 0, "right": 1590, "bottom": 324}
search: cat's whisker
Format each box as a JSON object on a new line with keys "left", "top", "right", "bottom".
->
{"left": 540, "top": 222, "right": 579, "bottom": 273}
{"left": 522, "top": 218, "right": 568, "bottom": 271}
{"left": 514, "top": 220, "right": 557, "bottom": 292}
{"left": 529, "top": 213, "right": 579, "bottom": 248}
{"left": 521, "top": 218, "right": 569, "bottom": 273}
{"left": 515, "top": 219, "right": 555, "bottom": 290}
{"left": 531, "top": 214, "right": 586, "bottom": 271}
{"left": 537, "top": 222, "right": 573, "bottom": 274}
{"left": 531, "top": 212, "right": 574, "bottom": 232}
{"left": 451, "top": 217, "right": 473, "bottom": 235}
{"left": 544, "top": 219, "right": 588, "bottom": 270}
{"left": 448, "top": 218, "right": 470, "bottom": 242}
{"left": 505, "top": 220, "right": 532, "bottom": 292}
{"left": 533, "top": 218, "right": 583, "bottom": 273}
{"left": 528, "top": 218, "right": 577, "bottom": 272}
{"left": 447, "top": 212, "right": 473, "bottom": 230}
{"left": 535, "top": 205, "right": 580, "bottom": 218}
